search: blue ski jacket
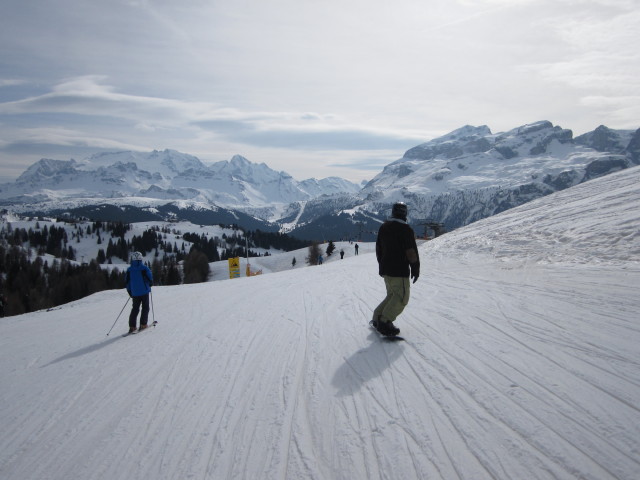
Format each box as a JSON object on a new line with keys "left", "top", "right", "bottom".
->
{"left": 126, "top": 260, "right": 153, "bottom": 297}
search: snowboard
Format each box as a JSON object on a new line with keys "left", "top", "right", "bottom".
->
{"left": 369, "top": 321, "right": 405, "bottom": 341}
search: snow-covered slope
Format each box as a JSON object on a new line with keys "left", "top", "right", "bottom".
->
{"left": 0, "top": 170, "right": 639, "bottom": 479}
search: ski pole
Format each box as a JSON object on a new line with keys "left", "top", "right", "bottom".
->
{"left": 150, "top": 290, "right": 156, "bottom": 326}
{"left": 106, "top": 297, "right": 130, "bottom": 336}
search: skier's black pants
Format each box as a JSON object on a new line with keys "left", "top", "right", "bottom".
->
{"left": 129, "top": 294, "right": 150, "bottom": 328}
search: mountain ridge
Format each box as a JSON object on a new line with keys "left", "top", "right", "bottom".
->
{"left": 2, "top": 150, "right": 362, "bottom": 210}
{"left": 1, "top": 121, "right": 637, "bottom": 240}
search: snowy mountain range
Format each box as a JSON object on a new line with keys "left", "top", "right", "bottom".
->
{"left": 357, "top": 121, "right": 638, "bottom": 225}
{"left": 0, "top": 150, "right": 360, "bottom": 207}
{"left": 278, "top": 121, "right": 639, "bottom": 240}
{"left": 0, "top": 121, "right": 637, "bottom": 240}
{"left": 363, "top": 122, "right": 637, "bottom": 199}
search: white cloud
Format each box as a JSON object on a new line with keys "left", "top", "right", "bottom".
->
{"left": 0, "top": 76, "right": 424, "bottom": 148}
{"left": 0, "top": 79, "right": 28, "bottom": 88}
{"left": 0, "top": 0, "right": 638, "bottom": 182}
{"left": 2, "top": 124, "right": 147, "bottom": 151}
{"left": 514, "top": 4, "right": 639, "bottom": 130}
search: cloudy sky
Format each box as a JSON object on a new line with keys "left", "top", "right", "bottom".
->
{"left": 0, "top": 0, "right": 638, "bottom": 183}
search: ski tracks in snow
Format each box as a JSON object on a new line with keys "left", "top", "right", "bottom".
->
{"left": 404, "top": 258, "right": 640, "bottom": 480}
{"left": 1, "top": 249, "right": 639, "bottom": 479}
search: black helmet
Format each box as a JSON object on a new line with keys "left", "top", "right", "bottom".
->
{"left": 391, "top": 202, "right": 408, "bottom": 220}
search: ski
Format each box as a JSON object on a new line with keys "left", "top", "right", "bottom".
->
{"left": 122, "top": 321, "right": 158, "bottom": 337}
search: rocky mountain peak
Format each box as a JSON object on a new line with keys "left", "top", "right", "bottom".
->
{"left": 362, "top": 121, "right": 637, "bottom": 206}
{"left": 16, "top": 158, "right": 79, "bottom": 183}
{"left": 403, "top": 125, "right": 493, "bottom": 161}
{"left": 574, "top": 125, "right": 637, "bottom": 154}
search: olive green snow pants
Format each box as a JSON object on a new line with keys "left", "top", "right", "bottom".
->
{"left": 373, "top": 275, "right": 411, "bottom": 324}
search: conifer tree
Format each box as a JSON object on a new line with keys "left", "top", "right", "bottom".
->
{"left": 183, "top": 249, "right": 210, "bottom": 284}
{"left": 306, "top": 242, "right": 322, "bottom": 266}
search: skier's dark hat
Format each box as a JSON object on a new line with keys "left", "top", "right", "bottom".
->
{"left": 392, "top": 202, "right": 408, "bottom": 221}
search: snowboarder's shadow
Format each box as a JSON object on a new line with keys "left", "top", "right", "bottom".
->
{"left": 332, "top": 332, "right": 405, "bottom": 396}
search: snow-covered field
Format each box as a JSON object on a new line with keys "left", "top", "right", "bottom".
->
{"left": 1, "top": 166, "right": 639, "bottom": 480}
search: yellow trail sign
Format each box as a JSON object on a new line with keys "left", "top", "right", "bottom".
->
{"left": 228, "top": 257, "right": 241, "bottom": 279}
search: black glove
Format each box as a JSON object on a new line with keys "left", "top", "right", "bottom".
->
{"left": 410, "top": 262, "right": 420, "bottom": 284}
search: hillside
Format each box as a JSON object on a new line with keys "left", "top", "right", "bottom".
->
{"left": 0, "top": 166, "right": 639, "bottom": 479}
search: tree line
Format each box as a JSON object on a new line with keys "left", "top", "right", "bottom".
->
{"left": 0, "top": 244, "right": 124, "bottom": 317}
{"left": 0, "top": 218, "right": 310, "bottom": 317}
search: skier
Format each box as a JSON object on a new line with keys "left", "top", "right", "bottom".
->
{"left": 340, "top": 249, "right": 345, "bottom": 259}
{"left": 371, "top": 202, "right": 420, "bottom": 336}
{"left": 355, "top": 243, "right": 359, "bottom": 255}
{"left": 125, "top": 251, "right": 153, "bottom": 334}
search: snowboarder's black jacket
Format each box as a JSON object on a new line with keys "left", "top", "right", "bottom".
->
{"left": 376, "top": 219, "right": 420, "bottom": 278}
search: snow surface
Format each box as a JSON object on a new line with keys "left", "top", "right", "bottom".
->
{"left": 1, "top": 167, "right": 639, "bottom": 480}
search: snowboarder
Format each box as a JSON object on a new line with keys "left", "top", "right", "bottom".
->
{"left": 125, "top": 251, "right": 153, "bottom": 334}
{"left": 371, "top": 202, "right": 420, "bottom": 336}
{"left": 340, "top": 249, "right": 345, "bottom": 259}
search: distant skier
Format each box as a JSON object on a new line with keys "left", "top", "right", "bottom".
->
{"left": 340, "top": 249, "right": 345, "bottom": 259}
{"left": 125, "top": 251, "right": 153, "bottom": 334}
{"left": 355, "top": 243, "right": 359, "bottom": 255}
{"left": 318, "top": 254, "right": 324, "bottom": 265}
{"left": 371, "top": 202, "right": 420, "bottom": 336}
